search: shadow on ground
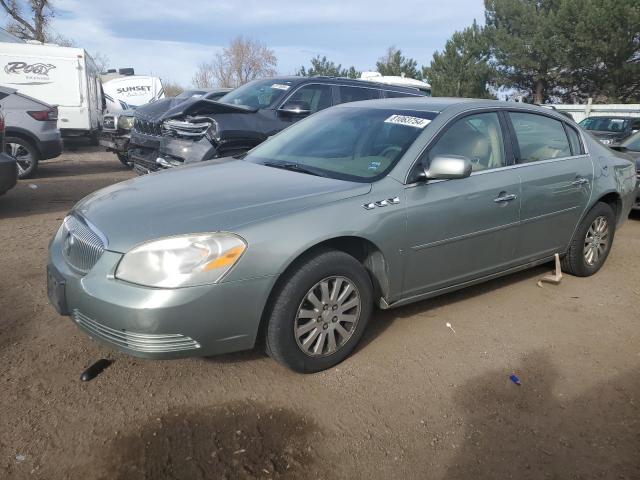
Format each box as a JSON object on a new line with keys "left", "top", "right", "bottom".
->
{"left": 357, "top": 264, "right": 549, "bottom": 352}
{"left": 444, "top": 351, "right": 640, "bottom": 479}
{"left": 95, "top": 401, "right": 325, "bottom": 480}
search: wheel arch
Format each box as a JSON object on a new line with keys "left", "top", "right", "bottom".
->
{"left": 5, "top": 127, "right": 41, "bottom": 157}
{"left": 594, "top": 191, "right": 623, "bottom": 224}
{"left": 255, "top": 235, "right": 390, "bottom": 346}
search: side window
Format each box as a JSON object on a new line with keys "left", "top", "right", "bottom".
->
{"left": 338, "top": 86, "right": 379, "bottom": 104}
{"left": 565, "top": 126, "right": 583, "bottom": 156}
{"left": 284, "top": 84, "right": 333, "bottom": 114}
{"left": 631, "top": 118, "right": 640, "bottom": 133}
{"left": 427, "top": 112, "right": 506, "bottom": 171}
{"left": 510, "top": 112, "right": 571, "bottom": 162}
{"left": 384, "top": 90, "right": 419, "bottom": 98}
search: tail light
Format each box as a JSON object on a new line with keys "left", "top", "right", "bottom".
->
{"left": 28, "top": 107, "right": 58, "bottom": 121}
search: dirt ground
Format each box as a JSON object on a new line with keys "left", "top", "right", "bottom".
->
{"left": 0, "top": 147, "right": 639, "bottom": 480}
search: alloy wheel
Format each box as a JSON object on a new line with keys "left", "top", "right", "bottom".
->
{"left": 583, "top": 215, "right": 609, "bottom": 266}
{"left": 294, "top": 276, "right": 361, "bottom": 357}
{"left": 6, "top": 142, "right": 33, "bottom": 177}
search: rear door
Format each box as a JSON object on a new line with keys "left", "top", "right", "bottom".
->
{"left": 507, "top": 111, "right": 593, "bottom": 262}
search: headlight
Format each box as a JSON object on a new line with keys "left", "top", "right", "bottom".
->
{"left": 115, "top": 233, "right": 246, "bottom": 288}
{"left": 600, "top": 138, "right": 613, "bottom": 145}
{"left": 118, "top": 116, "right": 135, "bottom": 130}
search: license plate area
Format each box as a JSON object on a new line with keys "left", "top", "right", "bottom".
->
{"left": 47, "top": 264, "right": 69, "bottom": 315}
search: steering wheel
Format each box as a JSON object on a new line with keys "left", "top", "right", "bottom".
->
{"left": 379, "top": 145, "right": 402, "bottom": 159}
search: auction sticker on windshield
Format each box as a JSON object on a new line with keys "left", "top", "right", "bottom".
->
{"left": 271, "top": 84, "right": 291, "bottom": 91}
{"left": 384, "top": 115, "right": 431, "bottom": 129}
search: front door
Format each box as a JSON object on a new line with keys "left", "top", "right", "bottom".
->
{"left": 403, "top": 111, "right": 522, "bottom": 297}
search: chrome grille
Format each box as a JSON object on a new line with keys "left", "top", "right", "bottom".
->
{"left": 133, "top": 117, "right": 162, "bottom": 136}
{"left": 72, "top": 309, "right": 201, "bottom": 353}
{"left": 61, "top": 215, "right": 106, "bottom": 274}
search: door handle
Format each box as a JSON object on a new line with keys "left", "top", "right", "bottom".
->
{"left": 571, "top": 177, "right": 589, "bottom": 187}
{"left": 494, "top": 193, "right": 518, "bottom": 203}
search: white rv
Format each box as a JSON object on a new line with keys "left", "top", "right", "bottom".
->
{"left": 360, "top": 71, "right": 432, "bottom": 96}
{"left": 0, "top": 42, "right": 102, "bottom": 138}
{"left": 103, "top": 75, "right": 164, "bottom": 112}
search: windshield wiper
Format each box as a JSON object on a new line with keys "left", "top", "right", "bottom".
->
{"left": 262, "top": 161, "right": 326, "bottom": 177}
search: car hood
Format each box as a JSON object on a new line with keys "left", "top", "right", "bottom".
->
{"left": 74, "top": 159, "right": 371, "bottom": 253}
{"left": 134, "top": 96, "right": 196, "bottom": 122}
{"left": 163, "top": 99, "right": 257, "bottom": 120}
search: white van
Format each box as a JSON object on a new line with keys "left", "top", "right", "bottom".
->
{"left": 103, "top": 75, "right": 164, "bottom": 112}
{"left": 0, "top": 42, "right": 102, "bottom": 139}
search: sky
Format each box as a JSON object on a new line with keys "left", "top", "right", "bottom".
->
{"left": 33, "top": 0, "right": 485, "bottom": 86}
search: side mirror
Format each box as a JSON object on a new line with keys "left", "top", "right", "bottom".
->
{"left": 278, "top": 101, "right": 311, "bottom": 116}
{"left": 424, "top": 155, "right": 472, "bottom": 180}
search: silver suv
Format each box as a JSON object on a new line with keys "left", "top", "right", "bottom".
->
{"left": 0, "top": 86, "right": 63, "bottom": 178}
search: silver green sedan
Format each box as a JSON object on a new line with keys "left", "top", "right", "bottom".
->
{"left": 47, "top": 98, "right": 637, "bottom": 373}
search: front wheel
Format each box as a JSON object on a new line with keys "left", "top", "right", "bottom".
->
{"left": 117, "top": 153, "right": 133, "bottom": 169}
{"left": 265, "top": 250, "right": 374, "bottom": 373}
{"left": 562, "top": 202, "right": 616, "bottom": 276}
{"left": 5, "top": 137, "right": 39, "bottom": 179}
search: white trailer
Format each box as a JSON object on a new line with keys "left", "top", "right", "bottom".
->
{"left": 102, "top": 75, "right": 164, "bottom": 112}
{"left": 0, "top": 42, "right": 102, "bottom": 138}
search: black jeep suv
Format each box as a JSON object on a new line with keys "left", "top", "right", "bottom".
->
{"left": 128, "top": 76, "right": 426, "bottom": 174}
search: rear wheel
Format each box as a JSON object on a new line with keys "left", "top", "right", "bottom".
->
{"left": 265, "top": 250, "right": 373, "bottom": 373}
{"left": 561, "top": 202, "right": 616, "bottom": 276}
{"left": 5, "top": 136, "right": 39, "bottom": 179}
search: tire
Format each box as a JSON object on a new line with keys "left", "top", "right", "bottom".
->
{"left": 265, "top": 250, "right": 374, "bottom": 373}
{"left": 5, "top": 136, "right": 39, "bottom": 179}
{"left": 561, "top": 202, "right": 616, "bottom": 277}
{"left": 89, "top": 131, "right": 100, "bottom": 146}
{"left": 117, "top": 153, "right": 133, "bottom": 169}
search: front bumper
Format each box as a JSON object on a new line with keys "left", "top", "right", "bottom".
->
{"left": 157, "top": 135, "right": 217, "bottom": 168}
{"left": 0, "top": 153, "right": 17, "bottom": 195}
{"left": 47, "top": 228, "right": 275, "bottom": 359}
{"left": 99, "top": 131, "right": 130, "bottom": 155}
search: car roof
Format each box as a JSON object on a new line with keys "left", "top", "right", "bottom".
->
{"left": 335, "top": 97, "right": 582, "bottom": 119}
{"left": 264, "top": 76, "right": 423, "bottom": 94}
{"left": 335, "top": 97, "right": 495, "bottom": 113}
{"left": 582, "top": 116, "right": 635, "bottom": 120}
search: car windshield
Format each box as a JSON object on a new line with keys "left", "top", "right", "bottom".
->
{"left": 579, "top": 117, "right": 630, "bottom": 132}
{"left": 245, "top": 106, "right": 438, "bottom": 182}
{"left": 621, "top": 131, "right": 640, "bottom": 151}
{"left": 217, "top": 79, "right": 294, "bottom": 109}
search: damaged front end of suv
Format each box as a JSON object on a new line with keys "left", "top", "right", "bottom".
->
{"left": 100, "top": 111, "right": 135, "bottom": 168}
{"left": 155, "top": 100, "right": 264, "bottom": 170}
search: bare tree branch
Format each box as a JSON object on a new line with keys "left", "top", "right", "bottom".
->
{"left": 0, "top": 0, "right": 53, "bottom": 42}
{"left": 193, "top": 36, "right": 277, "bottom": 88}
